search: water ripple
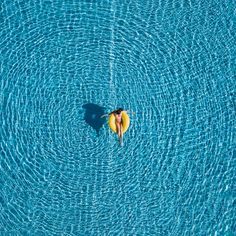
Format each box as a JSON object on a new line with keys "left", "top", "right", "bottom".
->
{"left": 0, "top": 0, "right": 235, "bottom": 235}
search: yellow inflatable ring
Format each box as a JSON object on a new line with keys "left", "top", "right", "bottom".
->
{"left": 108, "top": 111, "right": 130, "bottom": 133}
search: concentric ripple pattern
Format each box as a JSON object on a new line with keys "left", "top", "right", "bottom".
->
{"left": 0, "top": 0, "right": 235, "bottom": 235}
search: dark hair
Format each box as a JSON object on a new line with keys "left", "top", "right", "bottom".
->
{"left": 115, "top": 108, "right": 123, "bottom": 114}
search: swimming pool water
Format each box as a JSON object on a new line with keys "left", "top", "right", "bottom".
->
{"left": 0, "top": 0, "right": 235, "bottom": 235}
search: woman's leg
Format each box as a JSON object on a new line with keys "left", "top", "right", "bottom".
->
{"left": 116, "top": 122, "right": 121, "bottom": 136}
{"left": 119, "top": 128, "right": 123, "bottom": 145}
{"left": 116, "top": 123, "right": 123, "bottom": 145}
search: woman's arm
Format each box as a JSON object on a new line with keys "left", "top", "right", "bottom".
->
{"left": 100, "top": 111, "right": 114, "bottom": 118}
{"left": 126, "top": 110, "right": 135, "bottom": 115}
{"left": 100, "top": 114, "right": 109, "bottom": 118}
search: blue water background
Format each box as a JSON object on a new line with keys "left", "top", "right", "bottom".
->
{"left": 0, "top": 0, "right": 235, "bottom": 235}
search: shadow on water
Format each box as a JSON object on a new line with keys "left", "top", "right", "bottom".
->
{"left": 82, "top": 103, "right": 106, "bottom": 136}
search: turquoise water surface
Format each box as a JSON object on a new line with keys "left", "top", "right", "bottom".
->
{"left": 0, "top": 0, "right": 235, "bottom": 235}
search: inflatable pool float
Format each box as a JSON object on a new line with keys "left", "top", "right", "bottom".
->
{"left": 108, "top": 111, "right": 130, "bottom": 133}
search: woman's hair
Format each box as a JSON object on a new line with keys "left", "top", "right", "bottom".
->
{"left": 115, "top": 108, "right": 123, "bottom": 114}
